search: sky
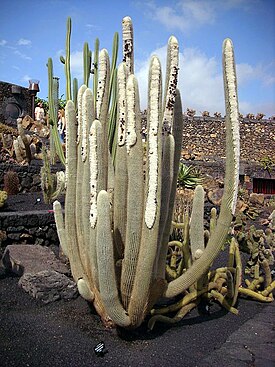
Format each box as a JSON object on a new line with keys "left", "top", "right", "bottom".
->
{"left": 0, "top": 0, "right": 274, "bottom": 117}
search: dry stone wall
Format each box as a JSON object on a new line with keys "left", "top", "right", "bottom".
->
{"left": 181, "top": 116, "right": 275, "bottom": 163}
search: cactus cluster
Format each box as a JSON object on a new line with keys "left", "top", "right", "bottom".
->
{"left": 53, "top": 17, "right": 241, "bottom": 329}
{"left": 3, "top": 170, "right": 20, "bottom": 196}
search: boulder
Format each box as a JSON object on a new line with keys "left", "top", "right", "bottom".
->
{"left": 207, "top": 188, "right": 223, "bottom": 206}
{"left": 2, "top": 244, "right": 69, "bottom": 276}
{"left": 249, "top": 193, "right": 265, "bottom": 206}
{"left": 18, "top": 270, "right": 78, "bottom": 303}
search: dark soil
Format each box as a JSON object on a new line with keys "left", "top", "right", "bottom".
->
{"left": 0, "top": 273, "right": 270, "bottom": 367}
{"left": 2, "top": 191, "right": 65, "bottom": 212}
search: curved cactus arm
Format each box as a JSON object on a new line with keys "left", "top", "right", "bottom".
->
{"left": 164, "top": 38, "right": 240, "bottom": 298}
{"left": 190, "top": 185, "right": 205, "bottom": 260}
{"left": 96, "top": 190, "right": 131, "bottom": 327}
{"left": 113, "top": 63, "right": 128, "bottom": 259}
{"left": 53, "top": 200, "right": 67, "bottom": 257}
{"left": 77, "top": 278, "right": 94, "bottom": 302}
{"left": 63, "top": 100, "right": 85, "bottom": 280}
{"left": 128, "top": 56, "right": 162, "bottom": 327}
{"left": 122, "top": 16, "right": 134, "bottom": 75}
{"left": 120, "top": 75, "right": 144, "bottom": 309}
{"left": 156, "top": 90, "right": 184, "bottom": 278}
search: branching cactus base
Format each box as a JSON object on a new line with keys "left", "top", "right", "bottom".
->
{"left": 54, "top": 17, "right": 241, "bottom": 329}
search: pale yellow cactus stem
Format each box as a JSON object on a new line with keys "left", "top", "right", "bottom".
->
{"left": 164, "top": 38, "right": 240, "bottom": 298}
{"left": 128, "top": 56, "right": 162, "bottom": 327}
{"left": 81, "top": 88, "right": 94, "bottom": 269}
{"left": 120, "top": 75, "right": 144, "bottom": 309}
{"left": 53, "top": 200, "right": 67, "bottom": 256}
{"left": 96, "top": 49, "right": 110, "bottom": 189}
{"left": 113, "top": 63, "right": 128, "bottom": 259}
{"left": 64, "top": 100, "right": 84, "bottom": 280}
{"left": 75, "top": 85, "right": 88, "bottom": 268}
{"left": 96, "top": 190, "right": 131, "bottom": 327}
{"left": 190, "top": 185, "right": 205, "bottom": 260}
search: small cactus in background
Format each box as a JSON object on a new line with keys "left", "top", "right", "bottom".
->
{"left": 3, "top": 171, "right": 20, "bottom": 195}
{"left": 41, "top": 147, "right": 65, "bottom": 204}
{"left": 186, "top": 108, "right": 196, "bottom": 117}
{"left": 177, "top": 163, "right": 203, "bottom": 189}
{"left": 0, "top": 190, "right": 7, "bottom": 208}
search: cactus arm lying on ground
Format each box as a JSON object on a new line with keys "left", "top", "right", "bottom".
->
{"left": 164, "top": 38, "right": 240, "bottom": 298}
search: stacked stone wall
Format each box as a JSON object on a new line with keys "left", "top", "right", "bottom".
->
{"left": 181, "top": 116, "right": 275, "bottom": 163}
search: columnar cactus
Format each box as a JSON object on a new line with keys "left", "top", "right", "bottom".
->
{"left": 53, "top": 18, "right": 240, "bottom": 329}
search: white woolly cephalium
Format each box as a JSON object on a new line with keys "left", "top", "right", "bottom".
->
{"left": 126, "top": 74, "right": 138, "bottom": 153}
{"left": 122, "top": 16, "right": 134, "bottom": 75}
{"left": 81, "top": 88, "right": 94, "bottom": 162}
{"left": 117, "top": 63, "right": 127, "bottom": 146}
{"left": 89, "top": 120, "right": 100, "bottom": 228}
{"left": 96, "top": 49, "right": 110, "bottom": 120}
{"left": 144, "top": 56, "right": 162, "bottom": 229}
{"left": 162, "top": 36, "right": 179, "bottom": 134}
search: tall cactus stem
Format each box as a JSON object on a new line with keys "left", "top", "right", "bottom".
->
{"left": 128, "top": 56, "right": 162, "bottom": 327}
{"left": 164, "top": 38, "right": 240, "bottom": 298}
{"left": 190, "top": 185, "right": 205, "bottom": 260}
{"left": 120, "top": 75, "right": 144, "bottom": 309}
{"left": 96, "top": 190, "right": 131, "bottom": 327}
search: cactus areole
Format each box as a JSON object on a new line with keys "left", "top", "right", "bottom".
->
{"left": 53, "top": 16, "right": 240, "bottom": 329}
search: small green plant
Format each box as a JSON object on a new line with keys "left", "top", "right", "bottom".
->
{"left": 177, "top": 163, "right": 203, "bottom": 189}
{"left": 0, "top": 190, "right": 7, "bottom": 208}
{"left": 260, "top": 156, "right": 275, "bottom": 176}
